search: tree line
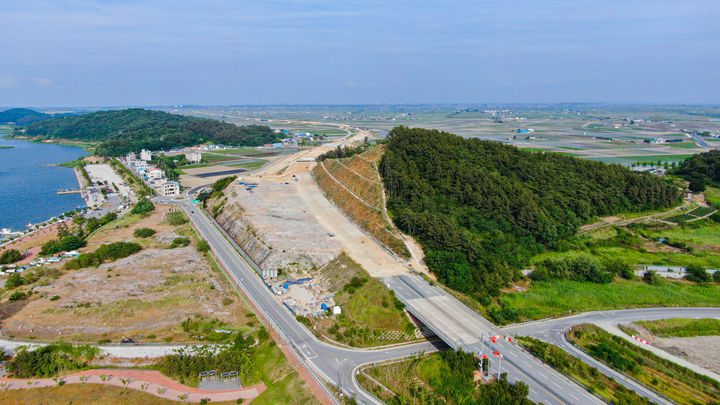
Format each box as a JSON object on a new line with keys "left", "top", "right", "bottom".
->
{"left": 380, "top": 126, "right": 682, "bottom": 298}
{"left": 18, "top": 108, "right": 283, "bottom": 156}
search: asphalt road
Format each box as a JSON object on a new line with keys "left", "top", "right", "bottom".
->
{"left": 170, "top": 192, "right": 720, "bottom": 405}
{"left": 504, "top": 307, "right": 720, "bottom": 404}
{"left": 178, "top": 199, "right": 445, "bottom": 404}
{"left": 386, "top": 275, "right": 601, "bottom": 405}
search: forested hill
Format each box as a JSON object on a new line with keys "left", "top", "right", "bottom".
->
{"left": 19, "top": 108, "right": 281, "bottom": 156}
{"left": 674, "top": 150, "right": 720, "bottom": 192}
{"left": 0, "top": 108, "right": 51, "bottom": 125}
{"left": 380, "top": 126, "right": 682, "bottom": 296}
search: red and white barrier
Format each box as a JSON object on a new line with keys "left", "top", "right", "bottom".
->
{"left": 631, "top": 335, "right": 651, "bottom": 345}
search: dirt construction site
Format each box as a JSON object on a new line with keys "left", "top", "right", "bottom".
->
{"left": 206, "top": 128, "right": 428, "bottom": 316}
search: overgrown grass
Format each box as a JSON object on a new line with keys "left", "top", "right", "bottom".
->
{"left": 568, "top": 324, "right": 720, "bottom": 404}
{"left": 314, "top": 253, "right": 415, "bottom": 347}
{"left": 644, "top": 221, "right": 720, "bottom": 248}
{"left": 636, "top": 318, "right": 720, "bottom": 338}
{"left": 531, "top": 245, "right": 720, "bottom": 268}
{"left": 501, "top": 280, "right": 720, "bottom": 322}
{"left": 517, "top": 336, "right": 650, "bottom": 403}
{"left": 0, "top": 384, "right": 231, "bottom": 405}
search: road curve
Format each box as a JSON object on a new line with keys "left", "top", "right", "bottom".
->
{"left": 179, "top": 200, "right": 446, "bottom": 404}
{"left": 503, "top": 307, "right": 720, "bottom": 404}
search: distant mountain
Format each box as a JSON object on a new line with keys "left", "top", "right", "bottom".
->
{"left": 0, "top": 108, "right": 51, "bottom": 125}
{"left": 21, "top": 108, "right": 283, "bottom": 156}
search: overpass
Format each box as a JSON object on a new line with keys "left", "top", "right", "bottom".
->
{"left": 385, "top": 275, "right": 602, "bottom": 405}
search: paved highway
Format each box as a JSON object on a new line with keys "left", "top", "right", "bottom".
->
{"left": 386, "top": 275, "right": 602, "bottom": 405}
{"left": 171, "top": 193, "right": 720, "bottom": 405}
{"left": 504, "top": 307, "right": 720, "bottom": 404}
{"left": 178, "top": 199, "right": 446, "bottom": 404}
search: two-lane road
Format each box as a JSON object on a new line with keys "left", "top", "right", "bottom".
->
{"left": 504, "top": 307, "right": 720, "bottom": 404}
{"left": 386, "top": 275, "right": 601, "bottom": 405}
{"left": 180, "top": 201, "right": 445, "bottom": 404}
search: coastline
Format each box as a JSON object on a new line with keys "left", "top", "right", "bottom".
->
{"left": 0, "top": 134, "right": 87, "bottom": 234}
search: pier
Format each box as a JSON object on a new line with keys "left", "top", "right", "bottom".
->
{"left": 57, "top": 189, "right": 82, "bottom": 195}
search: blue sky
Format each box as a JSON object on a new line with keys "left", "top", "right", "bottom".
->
{"left": 1, "top": 0, "right": 719, "bottom": 106}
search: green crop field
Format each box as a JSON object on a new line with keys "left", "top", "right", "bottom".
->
{"left": 588, "top": 154, "right": 694, "bottom": 164}
{"left": 666, "top": 214, "right": 697, "bottom": 223}
{"left": 687, "top": 206, "right": 716, "bottom": 217}
{"left": 228, "top": 160, "right": 266, "bottom": 170}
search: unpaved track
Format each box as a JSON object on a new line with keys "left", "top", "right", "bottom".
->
{"left": 292, "top": 171, "right": 408, "bottom": 277}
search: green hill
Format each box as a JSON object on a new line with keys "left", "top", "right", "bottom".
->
{"left": 381, "top": 126, "right": 682, "bottom": 296}
{"left": 0, "top": 108, "right": 51, "bottom": 125}
{"left": 20, "top": 108, "right": 281, "bottom": 156}
{"left": 674, "top": 150, "right": 720, "bottom": 192}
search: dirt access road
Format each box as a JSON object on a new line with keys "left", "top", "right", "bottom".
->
{"left": 226, "top": 126, "right": 418, "bottom": 278}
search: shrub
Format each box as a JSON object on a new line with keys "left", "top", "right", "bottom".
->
{"left": 8, "top": 343, "right": 98, "bottom": 378}
{"left": 9, "top": 291, "right": 27, "bottom": 301}
{"left": 343, "top": 276, "right": 367, "bottom": 294}
{"left": 197, "top": 240, "right": 210, "bottom": 253}
{"left": 685, "top": 264, "right": 711, "bottom": 283}
{"left": 63, "top": 242, "right": 142, "bottom": 269}
{"left": 50, "top": 295, "right": 60, "bottom": 301}
{"left": 643, "top": 270, "right": 662, "bottom": 285}
{"left": 41, "top": 235, "right": 86, "bottom": 256}
{"left": 167, "top": 211, "right": 188, "bottom": 226}
{"left": 5, "top": 273, "right": 24, "bottom": 289}
{"left": 133, "top": 227, "right": 156, "bottom": 237}
{"left": 211, "top": 176, "right": 237, "bottom": 194}
{"left": 131, "top": 198, "right": 155, "bottom": 215}
{"left": 0, "top": 249, "right": 23, "bottom": 265}
{"left": 169, "top": 237, "right": 190, "bottom": 249}
{"left": 714, "top": 271, "right": 720, "bottom": 283}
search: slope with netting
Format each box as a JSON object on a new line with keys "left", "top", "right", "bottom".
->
{"left": 313, "top": 146, "right": 411, "bottom": 258}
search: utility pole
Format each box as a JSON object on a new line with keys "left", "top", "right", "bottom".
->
{"left": 497, "top": 354, "right": 503, "bottom": 378}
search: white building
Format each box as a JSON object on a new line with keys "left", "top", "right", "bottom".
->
{"left": 148, "top": 167, "right": 164, "bottom": 180}
{"left": 130, "top": 160, "right": 148, "bottom": 170}
{"left": 186, "top": 152, "right": 202, "bottom": 164}
{"left": 161, "top": 181, "right": 180, "bottom": 196}
{"left": 140, "top": 149, "right": 153, "bottom": 161}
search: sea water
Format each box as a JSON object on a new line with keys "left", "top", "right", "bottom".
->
{"left": 0, "top": 134, "right": 87, "bottom": 231}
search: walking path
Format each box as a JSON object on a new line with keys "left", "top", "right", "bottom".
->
{"left": 0, "top": 369, "right": 265, "bottom": 403}
{"left": 595, "top": 320, "right": 720, "bottom": 382}
{"left": 0, "top": 337, "right": 207, "bottom": 358}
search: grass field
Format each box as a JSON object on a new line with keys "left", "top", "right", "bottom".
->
{"left": 228, "top": 159, "right": 266, "bottom": 170}
{"left": 517, "top": 337, "right": 650, "bottom": 404}
{"left": 704, "top": 187, "right": 720, "bottom": 206}
{"left": 644, "top": 221, "right": 720, "bottom": 248}
{"left": 501, "top": 280, "right": 720, "bottom": 322}
{"left": 358, "top": 354, "right": 444, "bottom": 404}
{"left": 568, "top": 324, "right": 720, "bottom": 404}
{"left": 531, "top": 245, "right": 720, "bottom": 268}
{"left": 636, "top": 318, "right": 720, "bottom": 338}
{"left": 315, "top": 254, "right": 416, "bottom": 347}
